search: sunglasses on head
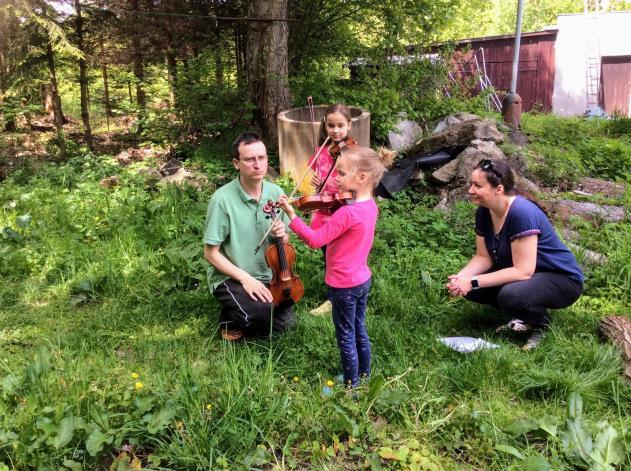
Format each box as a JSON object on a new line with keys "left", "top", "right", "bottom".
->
{"left": 479, "top": 159, "right": 501, "bottom": 177}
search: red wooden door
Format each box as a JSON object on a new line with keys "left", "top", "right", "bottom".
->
{"left": 601, "top": 56, "right": 631, "bottom": 117}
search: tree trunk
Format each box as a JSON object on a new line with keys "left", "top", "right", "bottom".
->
{"left": 246, "top": 0, "right": 291, "bottom": 148}
{"left": 234, "top": 28, "right": 246, "bottom": 90}
{"left": 102, "top": 62, "right": 113, "bottom": 117}
{"left": 45, "top": 41, "right": 66, "bottom": 154}
{"left": 128, "top": 81, "right": 133, "bottom": 104}
{"left": 215, "top": 44, "right": 223, "bottom": 88}
{"left": 166, "top": 48, "right": 177, "bottom": 107}
{"left": 131, "top": 0, "right": 146, "bottom": 114}
{"left": 75, "top": 0, "right": 93, "bottom": 148}
{"left": 45, "top": 42, "right": 65, "bottom": 130}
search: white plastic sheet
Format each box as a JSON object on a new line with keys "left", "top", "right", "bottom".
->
{"left": 438, "top": 336, "right": 499, "bottom": 353}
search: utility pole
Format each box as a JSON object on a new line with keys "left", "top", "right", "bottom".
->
{"left": 502, "top": 0, "right": 524, "bottom": 129}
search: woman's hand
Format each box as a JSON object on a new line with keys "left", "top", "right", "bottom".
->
{"left": 446, "top": 274, "right": 472, "bottom": 297}
{"left": 277, "top": 195, "right": 297, "bottom": 220}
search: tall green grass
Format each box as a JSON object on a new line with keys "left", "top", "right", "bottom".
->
{"left": 1, "top": 128, "right": 630, "bottom": 469}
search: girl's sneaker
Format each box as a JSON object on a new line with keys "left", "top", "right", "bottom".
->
{"left": 310, "top": 300, "right": 332, "bottom": 316}
{"left": 496, "top": 318, "right": 531, "bottom": 333}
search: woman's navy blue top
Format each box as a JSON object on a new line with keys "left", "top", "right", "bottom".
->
{"left": 475, "top": 196, "right": 584, "bottom": 283}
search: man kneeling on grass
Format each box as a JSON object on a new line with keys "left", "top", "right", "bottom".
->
{"left": 203, "top": 132, "right": 295, "bottom": 341}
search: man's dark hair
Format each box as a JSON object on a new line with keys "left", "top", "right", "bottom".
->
{"left": 232, "top": 131, "right": 263, "bottom": 160}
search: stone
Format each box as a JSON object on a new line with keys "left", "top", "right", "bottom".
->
{"left": 433, "top": 115, "right": 462, "bottom": 134}
{"left": 549, "top": 200, "right": 625, "bottom": 224}
{"left": 446, "top": 186, "right": 470, "bottom": 206}
{"left": 599, "top": 315, "right": 631, "bottom": 382}
{"left": 507, "top": 130, "right": 528, "bottom": 147}
{"left": 455, "top": 143, "right": 507, "bottom": 186}
{"left": 560, "top": 228, "right": 580, "bottom": 242}
{"left": 453, "top": 112, "right": 480, "bottom": 123}
{"left": 388, "top": 117, "right": 424, "bottom": 152}
{"left": 137, "top": 168, "right": 163, "bottom": 186}
{"left": 577, "top": 177, "right": 625, "bottom": 199}
{"left": 99, "top": 175, "right": 120, "bottom": 189}
{"left": 159, "top": 158, "right": 183, "bottom": 176}
{"left": 159, "top": 167, "right": 210, "bottom": 189}
{"left": 513, "top": 174, "right": 542, "bottom": 200}
{"left": 431, "top": 158, "right": 460, "bottom": 184}
{"left": 409, "top": 118, "right": 504, "bottom": 156}
{"left": 566, "top": 242, "right": 608, "bottom": 266}
{"left": 434, "top": 197, "right": 449, "bottom": 211}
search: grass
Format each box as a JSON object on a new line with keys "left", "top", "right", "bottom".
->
{"left": 1, "top": 116, "right": 631, "bottom": 469}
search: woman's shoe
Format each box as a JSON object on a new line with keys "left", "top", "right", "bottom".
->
{"left": 496, "top": 318, "right": 531, "bottom": 333}
{"left": 522, "top": 330, "right": 544, "bottom": 350}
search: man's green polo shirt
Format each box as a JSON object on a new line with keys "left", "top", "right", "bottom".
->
{"left": 203, "top": 176, "right": 289, "bottom": 292}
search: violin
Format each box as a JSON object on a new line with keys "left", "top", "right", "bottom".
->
{"left": 262, "top": 200, "right": 304, "bottom": 306}
{"left": 292, "top": 191, "right": 355, "bottom": 213}
{"left": 293, "top": 136, "right": 359, "bottom": 213}
{"left": 327, "top": 136, "right": 358, "bottom": 160}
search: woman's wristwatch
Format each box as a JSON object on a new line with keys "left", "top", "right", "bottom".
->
{"left": 470, "top": 276, "right": 480, "bottom": 290}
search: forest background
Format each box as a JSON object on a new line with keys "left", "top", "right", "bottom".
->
{"left": 1, "top": 0, "right": 631, "bottom": 470}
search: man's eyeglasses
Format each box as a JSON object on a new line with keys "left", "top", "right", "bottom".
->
{"left": 238, "top": 155, "right": 268, "bottom": 165}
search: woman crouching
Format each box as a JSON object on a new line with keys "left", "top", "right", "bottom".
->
{"left": 446, "top": 159, "right": 584, "bottom": 349}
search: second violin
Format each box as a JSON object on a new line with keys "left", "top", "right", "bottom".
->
{"left": 292, "top": 191, "right": 354, "bottom": 213}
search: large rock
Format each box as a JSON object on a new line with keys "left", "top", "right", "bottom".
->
{"left": 159, "top": 168, "right": 210, "bottom": 190}
{"left": 577, "top": 177, "right": 626, "bottom": 199}
{"left": 388, "top": 116, "right": 424, "bottom": 152}
{"left": 549, "top": 200, "right": 625, "bottom": 224}
{"left": 431, "top": 158, "right": 460, "bottom": 184}
{"left": 409, "top": 118, "right": 504, "bottom": 155}
{"left": 455, "top": 140, "right": 507, "bottom": 185}
{"left": 433, "top": 115, "right": 462, "bottom": 134}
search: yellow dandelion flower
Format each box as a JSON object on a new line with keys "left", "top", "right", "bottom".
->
{"left": 292, "top": 376, "right": 300, "bottom": 383}
{"left": 134, "top": 381, "right": 144, "bottom": 390}
{"left": 206, "top": 403, "right": 213, "bottom": 411}
{"left": 326, "top": 379, "right": 334, "bottom": 388}
{"left": 131, "top": 372, "right": 139, "bottom": 379}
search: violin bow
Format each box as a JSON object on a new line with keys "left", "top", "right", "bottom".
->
{"left": 307, "top": 96, "right": 319, "bottom": 174}
{"left": 253, "top": 136, "right": 331, "bottom": 255}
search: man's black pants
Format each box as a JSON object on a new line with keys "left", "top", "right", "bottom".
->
{"left": 465, "top": 272, "right": 583, "bottom": 328}
{"left": 213, "top": 279, "right": 296, "bottom": 337}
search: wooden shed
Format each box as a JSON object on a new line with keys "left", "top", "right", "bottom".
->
{"left": 444, "top": 30, "right": 558, "bottom": 112}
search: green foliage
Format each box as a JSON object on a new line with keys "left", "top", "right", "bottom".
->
{"left": 521, "top": 114, "right": 631, "bottom": 187}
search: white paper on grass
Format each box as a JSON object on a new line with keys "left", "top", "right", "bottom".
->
{"left": 439, "top": 336, "right": 499, "bottom": 353}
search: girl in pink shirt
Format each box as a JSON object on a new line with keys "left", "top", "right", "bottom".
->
{"left": 279, "top": 147, "right": 388, "bottom": 388}
{"left": 308, "top": 103, "right": 355, "bottom": 314}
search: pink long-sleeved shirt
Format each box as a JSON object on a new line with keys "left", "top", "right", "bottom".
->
{"left": 289, "top": 199, "right": 378, "bottom": 288}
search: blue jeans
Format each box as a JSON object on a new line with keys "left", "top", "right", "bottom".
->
{"left": 327, "top": 278, "right": 372, "bottom": 387}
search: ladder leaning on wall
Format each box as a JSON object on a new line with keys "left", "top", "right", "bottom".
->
{"left": 584, "top": 0, "right": 606, "bottom": 112}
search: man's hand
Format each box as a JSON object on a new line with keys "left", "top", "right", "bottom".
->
{"left": 241, "top": 273, "right": 273, "bottom": 303}
{"left": 270, "top": 218, "right": 286, "bottom": 239}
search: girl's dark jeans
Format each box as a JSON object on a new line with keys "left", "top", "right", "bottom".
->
{"left": 327, "top": 278, "right": 372, "bottom": 387}
{"left": 465, "top": 271, "right": 583, "bottom": 328}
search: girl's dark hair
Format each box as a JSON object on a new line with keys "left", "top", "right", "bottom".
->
{"left": 475, "top": 158, "right": 547, "bottom": 214}
{"left": 318, "top": 103, "right": 352, "bottom": 145}
{"left": 474, "top": 159, "right": 515, "bottom": 193}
